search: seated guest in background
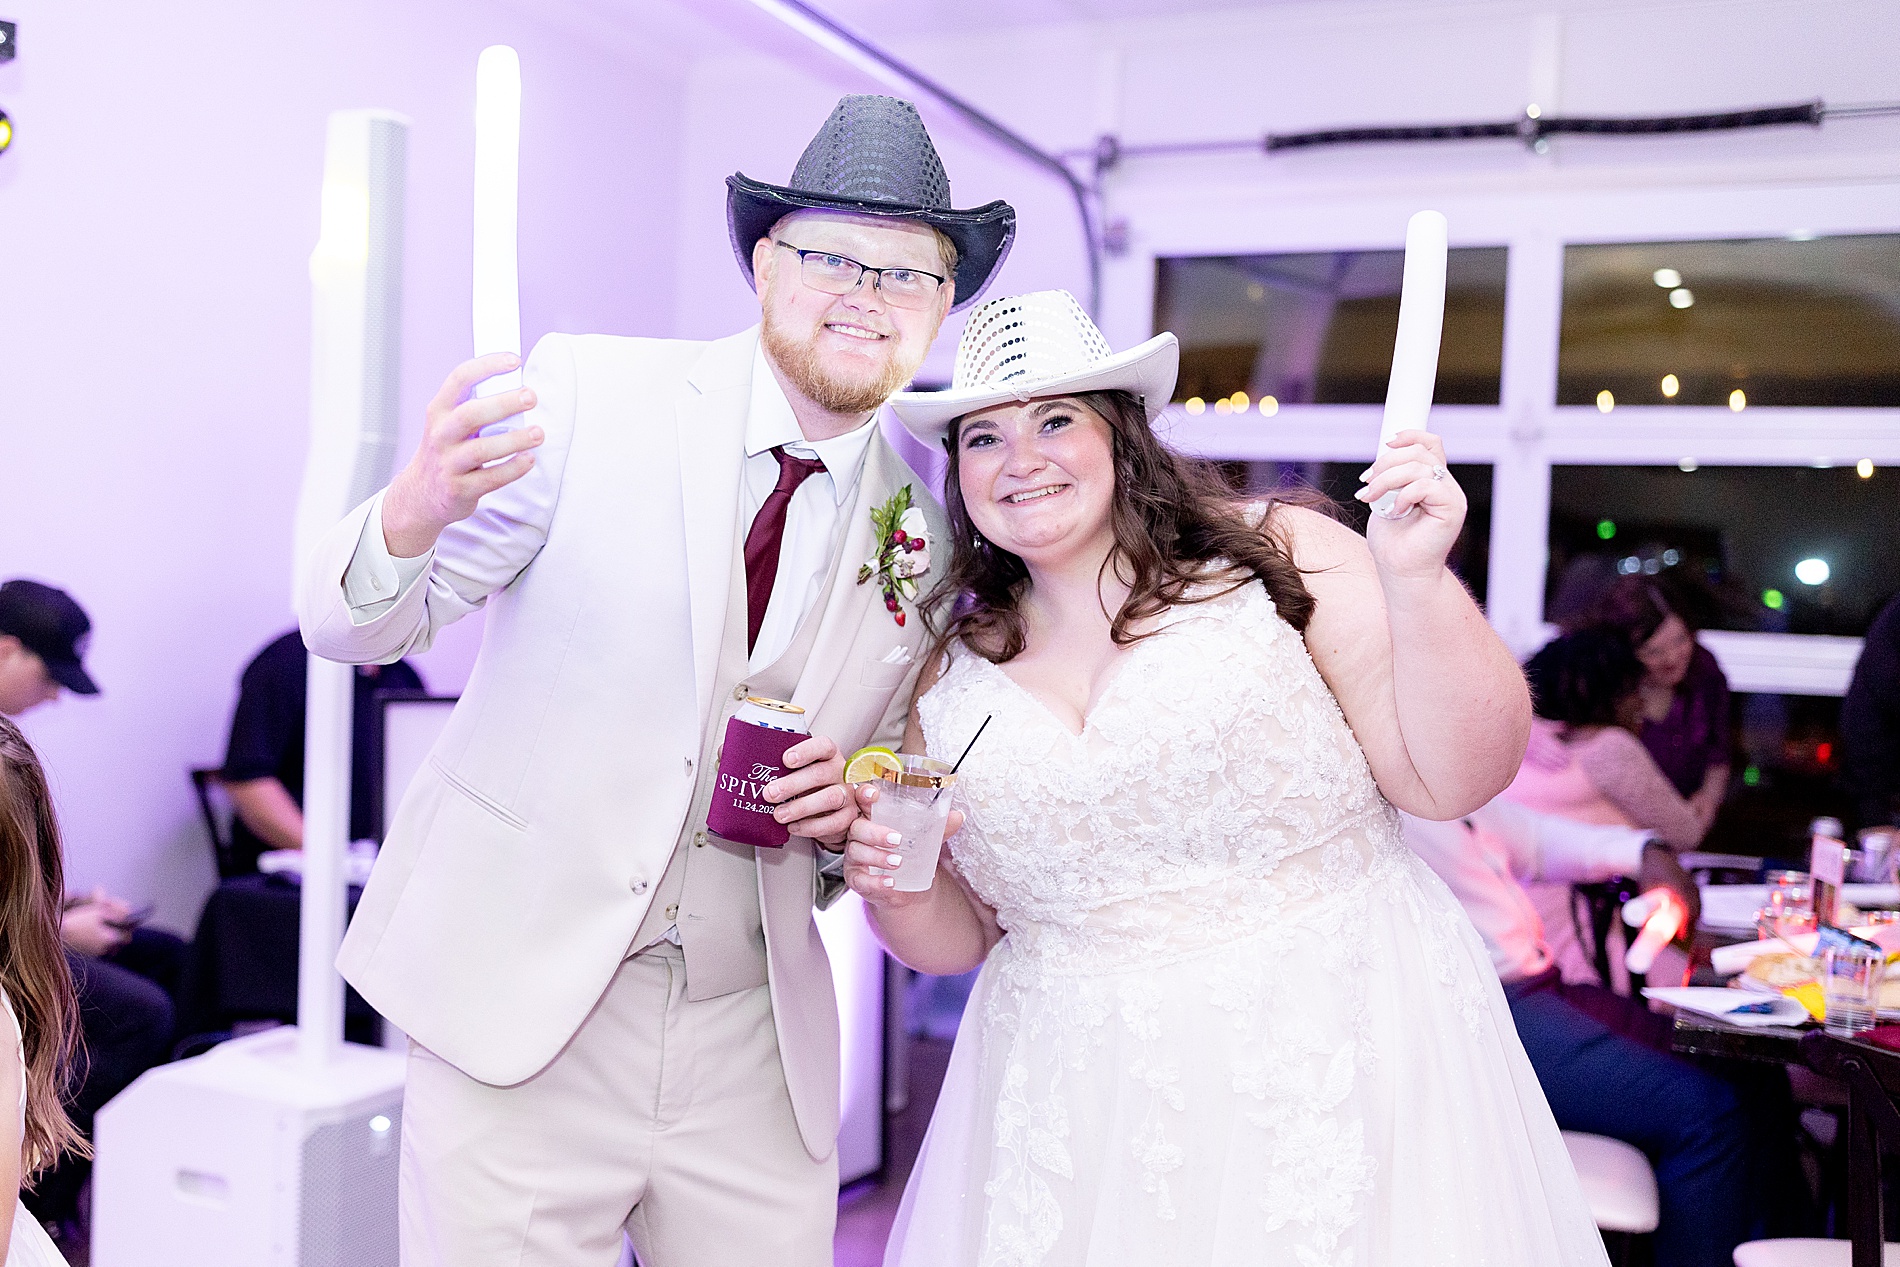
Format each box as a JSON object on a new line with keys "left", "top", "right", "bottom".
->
{"left": 0, "top": 579, "right": 183, "bottom": 1243}
{"left": 1406, "top": 802, "right": 1801, "bottom": 1267}
{"left": 1505, "top": 627, "right": 1711, "bottom": 984}
{"left": 1508, "top": 627, "right": 1711, "bottom": 850}
{"left": 219, "top": 629, "right": 421, "bottom": 875}
{"left": 1583, "top": 575, "right": 1731, "bottom": 821}
{"left": 1843, "top": 591, "right": 1900, "bottom": 832}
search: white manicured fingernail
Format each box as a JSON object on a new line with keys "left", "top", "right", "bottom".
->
{"left": 882, "top": 877, "right": 894, "bottom": 888}
{"left": 886, "top": 832, "right": 902, "bottom": 846}
{"left": 886, "top": 853, "right": 903, "bottom": 867}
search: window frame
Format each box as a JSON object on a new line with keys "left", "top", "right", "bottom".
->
{"left": 1109, "top": 176, "right": 1900, "bottom": 695}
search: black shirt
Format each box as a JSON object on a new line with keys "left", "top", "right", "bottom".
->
{"left": 1843, "top": 594, "right": 1900, "bottom": 832}
{"left": 220, "top": 631, "right": 424, "bottom": 875}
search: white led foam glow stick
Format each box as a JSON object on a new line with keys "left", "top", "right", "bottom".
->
{"left": 1372, "top": 210, "right": 1449, "bottom": 520}
{"left": 473, "top": 45, "right": 522, "bottom": 402}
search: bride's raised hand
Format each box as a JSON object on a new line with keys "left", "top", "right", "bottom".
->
{"left": 1355, "top": 429, "right": 1467, "bottom": 583}
{"left": 842, "top": 782, "right": 963, "bottom": 909}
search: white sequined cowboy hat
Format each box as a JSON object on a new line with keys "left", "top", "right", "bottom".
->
{"left": 888, "top": 290, "right": 1179, "bottom": 444}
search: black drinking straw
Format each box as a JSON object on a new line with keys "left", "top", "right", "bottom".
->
{"left": 933, "top": 714, "right": 991, "bottom": 804}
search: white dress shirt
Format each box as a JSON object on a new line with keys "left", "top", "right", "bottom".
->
{"left": 1403, "top": 800, "right": 1651, "bottom": 984}
{"left": 342, "top": 339, "right": 878, "bottom": 672}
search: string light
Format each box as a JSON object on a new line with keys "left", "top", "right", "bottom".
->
{"left": 1652, "top": 268, "right": 1682, "bottom": 288}
{"left": 1858, "top": 459, "right": 1875, "bottom": 479}
{"left": 1258, "top": 395, "right": 1279, "bottom": 417}
{"left": 1184, "top": 397, "right": 1204, "bottom": 415}
{"left": 1729, "top": 389, "right": 1746, "bottom": 411}
{"left": 1596, "top": 389, "right": 1615, "bottom": 413}
{"left": 1661, "top": 374, "right": 1680, "bottom": 398}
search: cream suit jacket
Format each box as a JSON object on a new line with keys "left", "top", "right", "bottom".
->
{"left": 296, "top": 327, "right": 944, "bottom": 1160}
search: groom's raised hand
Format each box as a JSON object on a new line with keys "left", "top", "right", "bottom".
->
{"left": 381, "top": 353, "right": 545, "bottom": 558}
{"left": 763, "top": 736, "right": 855, "bottom": 846}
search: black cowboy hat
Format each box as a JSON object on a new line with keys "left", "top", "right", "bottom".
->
{"left": 727, "top": 95, "right": 1016, "bottom": 313}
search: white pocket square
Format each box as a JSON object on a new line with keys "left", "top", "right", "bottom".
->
{"left": 878, "top": 645, "right": 914, "bottom": 666}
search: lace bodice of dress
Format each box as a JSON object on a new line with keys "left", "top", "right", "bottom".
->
{"left": 919, "top": 580, "right": 1404, "bottom": 976}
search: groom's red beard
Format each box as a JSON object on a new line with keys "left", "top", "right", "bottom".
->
{"left": 762, "top": 311, "right": 925, "bottom": 417}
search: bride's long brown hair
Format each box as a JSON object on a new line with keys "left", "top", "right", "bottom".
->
{"left": 0, "top": 716, "right": 86, "bottom": 1180}
{"left": 924, "top": 389, "right": 1327, "bottom": 663}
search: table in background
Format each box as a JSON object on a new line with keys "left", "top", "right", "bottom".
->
{"left": 186, "top": 875, "right": 382, "bottom": 1044}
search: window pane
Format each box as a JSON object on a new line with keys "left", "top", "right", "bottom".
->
{"left": 1708, "top": 693, "right": 1842, "bottom": 860}
{"left": 1547, "top": 464, "right": 1900, "bottom": 636}
{"left": 1155, "top": 248, "right": 1508, "bottom": 407}
{"left": 1559, "top": 234, "right": 1900, "bottom": 407}
{"left": 1234, "top": 461, "right": 1492, "bottom": 606}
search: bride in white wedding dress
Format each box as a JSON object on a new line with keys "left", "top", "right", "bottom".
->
{"left": 843, "top": 292, "right": 1608, "bottom": 1267}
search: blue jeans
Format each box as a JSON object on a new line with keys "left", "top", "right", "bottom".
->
{"left": 1508, "top": 973, "right": 1750, "bottom": 1267}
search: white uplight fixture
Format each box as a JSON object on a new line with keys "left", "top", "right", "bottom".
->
{"left": 1668, "top": 287, "right": 1695, "bottom": 309}
{"left": 473, "top": 45, "right": 523, "bottom": 400}
{"left": 1652, "top": 268, "right": 1682, "bottom": 289}
{"left": 1795, "top": 557, "right": 1831, "bottom": 586}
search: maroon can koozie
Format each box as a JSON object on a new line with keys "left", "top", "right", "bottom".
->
{"left": 706, "top": 716, "right": 801, "bottom": 848}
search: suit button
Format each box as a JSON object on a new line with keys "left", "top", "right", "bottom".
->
{"left": 631, "top": 878, "right": 649, "bottom": 895}
{"left": 733, "top": 683, "right": 751, "bottom": 701}
{"left": 665, "top": 903, "right": 679, "bottom": 921}
{"left": 693, "top": 831, "right": 707, "bottom": 848}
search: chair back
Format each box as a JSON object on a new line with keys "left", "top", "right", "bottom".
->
{"left": 190, "top": 767, "right": 238, "bottom": 879}
{"left": 1800, "top": 1031, "right": 1900, "bottom": 1267}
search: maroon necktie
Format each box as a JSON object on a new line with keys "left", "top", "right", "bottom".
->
{"left": 744, "top": 446, "right": 829, "bottom": 654}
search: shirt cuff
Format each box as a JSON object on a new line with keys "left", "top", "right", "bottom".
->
{"left": 342, "top": 497, "right": 433, "bottom": 625}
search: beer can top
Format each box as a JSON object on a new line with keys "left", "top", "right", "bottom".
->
{"left": 743, "top": 696, "right": 805, "bottom": 715}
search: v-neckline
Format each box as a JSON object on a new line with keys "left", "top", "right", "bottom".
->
{"left": 975, "top": 638, "right": 1150, "bottom": 741}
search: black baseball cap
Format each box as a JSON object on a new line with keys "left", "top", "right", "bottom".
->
{"left": 0, "top": 580, "right": 99, "bottom": 696}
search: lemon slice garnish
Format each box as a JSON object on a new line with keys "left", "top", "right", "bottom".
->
{"left": 844, "top": 746, "right": 902, "bottom": 784}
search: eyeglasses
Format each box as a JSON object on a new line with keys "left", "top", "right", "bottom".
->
{"left": 772, "top": 240, "right": 947, "bottom": 311}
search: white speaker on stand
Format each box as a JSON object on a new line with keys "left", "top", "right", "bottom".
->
{"left": 91, "top": 108, "right": 412, "bottom": 1267}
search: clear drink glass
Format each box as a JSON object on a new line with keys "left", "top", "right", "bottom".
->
{"left": 873, "top": 755, "right": 957, "bottom": 894}
{"left": 1822, "top": 943, "right": 1884, "bottom": 1036}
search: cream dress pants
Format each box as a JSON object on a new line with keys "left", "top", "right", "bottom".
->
{"left": 399, "top": 943, "right": 838, "bottom": 1267}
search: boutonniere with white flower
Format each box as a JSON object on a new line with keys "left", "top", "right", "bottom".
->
{"left": 857, "top": 484, "right": 931, "bottom": 628}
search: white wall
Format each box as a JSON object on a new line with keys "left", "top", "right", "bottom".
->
{"left": 0, "top": 0, "right": 685, "bottom": 930}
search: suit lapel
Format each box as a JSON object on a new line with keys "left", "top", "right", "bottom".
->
{"left": 792, "top": 429, "right": 909, "bottom": 716}
{"left": 677, "top": 327, "right": 758, "bottom": 736}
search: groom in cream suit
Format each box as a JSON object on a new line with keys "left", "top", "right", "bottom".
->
{"left": 296, "top": 96, "right": 1014, "bottom": 1266}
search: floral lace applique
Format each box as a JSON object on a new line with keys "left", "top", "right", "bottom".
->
{"left": 918, "top": 583, "right": 1430, "bottom": 1266}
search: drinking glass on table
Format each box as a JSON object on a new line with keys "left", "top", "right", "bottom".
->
{"left": 873, "top": 756, "right": 958, "bottom": 893}
{"left": 1760, "top": 869, "right": 1813, "bottom": 934}
{"left": 1822, "top": 943, "right": 1884, "bottom": 1036}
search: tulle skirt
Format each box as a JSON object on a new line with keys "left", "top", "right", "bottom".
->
{"left": 884, "top": 847, "right": 1609, "bottom": 1267}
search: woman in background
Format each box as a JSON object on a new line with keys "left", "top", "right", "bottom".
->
{"left": 1505, "top": 628, "right": 1711, "bottom": 984}
{"left": 1508, "top": 628, "right": 1710, "bottom": 850}
{"left": 1585, "top": 576, "right": 1731, "bottom": 822}
{"left": 0, "top": 715, "right": 87, "bottom": 1265}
